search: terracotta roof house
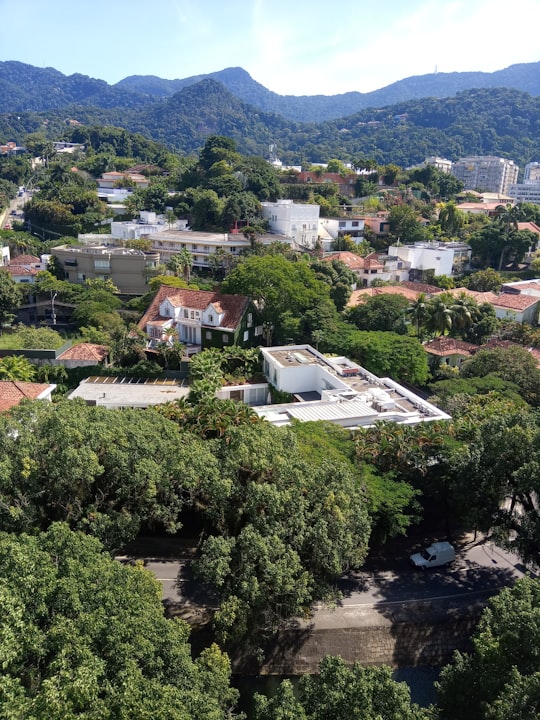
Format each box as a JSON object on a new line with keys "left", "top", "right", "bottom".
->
{"left": 324, "top": 251, "right": 410, "bottom": 287}
{"left": 423, "top": 337, "right": 477, "bottom": 368}
{"left": 447, "top": 287, "right": 540, "bottom": 324}
{"left": 0, "top": 381, "right": 56, "bottom": 412}
{"left": 9, "top": 254, "right": 41, "bottom": 265}
{"left": 6, "top": 254, "right": 46, "bottom": 284}
{"left": 138, "top": 285, "right": 261, "bottom": 355}
{"left": 56, "top": 343, "right": 109, "bottom": 368}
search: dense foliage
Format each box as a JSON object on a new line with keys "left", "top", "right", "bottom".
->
{"left": 0, "top": 523, "right": 239, "bottom": 719}
{"left": 437, "top": 576, "right": 540, "bottom": 720}
{"left": 254, "top": 655, "right": 427, "bottom": 720}
{"left": 2, "top": 78, "right": 540, "bottom": 166}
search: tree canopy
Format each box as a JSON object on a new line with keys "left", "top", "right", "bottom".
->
{"left": 0, "top": 523, "right": 239, "bottom": 719}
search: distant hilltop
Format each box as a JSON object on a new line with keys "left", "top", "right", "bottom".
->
{"left": 0, "top": 59, "right": 539, "bottom": 121}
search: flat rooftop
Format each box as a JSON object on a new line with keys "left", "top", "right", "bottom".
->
{"left": 258, "top": 345, "right": 450, "bottom": 428}
{"left": 68, "top": 376, "right": 189, "bottom": 408}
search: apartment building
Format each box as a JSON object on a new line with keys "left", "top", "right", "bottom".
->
{"left": 51, "top": 244, "right": 160, "bottom": 294}
{"left": 524, "top": 162, "right": 540, "bottom": 182}
{"left": 451, "top": 156, "right": 519, "bottom": 194}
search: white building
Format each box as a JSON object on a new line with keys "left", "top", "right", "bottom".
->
{"left": 110, "top": 212, "right": 188, "bottom": 241}
{"left": 451, "top": 156, "right": 519, "bottom": 194}
{"left": 524, "top": 162, "right": 540, "bottom": 182}
{"left": 254, "top": 345, "right": 450, "bottom": 428}
{"left": 147, "top": 229, "right": 287, "bottom": 271}
{"left": 508, "top": 183, "right": 540, "bottom": 206}
{"left": 388, "top": 242, "right": 471, "bottom": 279}
{"left": 261, "top": 199, "right": 320, "bottom": 249}
{"left": 319, "top": 216, "right": 365, "bottom": 240}
{"left": 424, "top": 156, "right": 453, "bottom": 173}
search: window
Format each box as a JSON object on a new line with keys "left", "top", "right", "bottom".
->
{"left": 247, "top": 313, "right": 253, "bottom": 327}
{"left": 208, "top": 314, "right": 214, "bottom": 323}
{"left": 94, "top": 259, "right": 110, "bottom": 269}
{"left": 183, "top": 309, "right": 188, "bottom": 318}
{"left": 190, "top": 311, "right": 195, "bottom": 319}
{"left": 222, "top": 334, "right": 229, "bottom": 344}
{"left": 243, "top": 330, "right": 249, "bottom": 342}
{"left": 205, "top": 331, "right": 212, "bottom": 340}
{"left": 255, "top": 325, "right": 263, "bottom": 336}
{"left": 77, "top": 272, "right": 86, "bottom": 281}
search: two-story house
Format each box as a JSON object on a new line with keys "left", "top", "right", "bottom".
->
{"left": 138, "top": 285, "right": 261, "bottom": 354}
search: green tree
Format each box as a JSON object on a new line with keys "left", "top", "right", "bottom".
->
{"left": 436, "top": 577, "right": 540, "bottom": 720}
{"left": 167, "top": 248, "right": 194, "bottom": 282}
{"left": 222, "top": 255, "right": 330, "bottom": 343}
{"left": 0, "top": 399, "right": 218, "bottom": 549}
{"left": 0, "top": 268, "right": 21, "bottom": 330}
{"left": 194, "top": 423, "right": 371, "bottom": 644}
{"left": 255, "top": 655, "right": 426, "bottom": 720}
{"left": 345, "top": 331, "right": 429, "bottom": 385}
{"left": 438, "top": 201, "right": 466, "bottom": 236}
{"left": 460, "top": 345, "right": 540, "bottom": 406}
{"left": 464, "top": 268, "right": 503, "bottom": 292}
{"left": 387, "top": 204, "right": 426, "bottom": 243}
{"left": 0, "top": 523, "right": 239, "bottom": 719}
{"left": 0, "top": 355, "right": 36, "bottom": 381}
{"left": 345, "top": 294, "right": 410, "bottom": 334}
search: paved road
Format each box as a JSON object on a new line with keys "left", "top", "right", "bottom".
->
{"left": 126, "top": 534, "right": 533, "bottom": 614}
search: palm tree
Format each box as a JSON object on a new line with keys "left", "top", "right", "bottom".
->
{"left": 0, "top": 355, "right": 36, "bottom": 381}
{"left": 407, "top": 293, "right": 427, "bottom": 337}
{"left": 494, "top": 203, "right": 526, "bottom": 270}
{"left": 449, "top": 293, "right": 479, "bottom": 335}
{"left": 438, "top": 201, "right": 465, "bottom": 237}
{"left": 426, "top": 295, "right": 453, "bottom": 336}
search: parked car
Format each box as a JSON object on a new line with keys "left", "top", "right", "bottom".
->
{"left": 410, "top": 541, "right": 455, "bottom": 569}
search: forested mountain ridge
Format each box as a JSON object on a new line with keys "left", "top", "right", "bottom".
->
{"left": 117, "top": 61, "right": 540, "bottom": 122}
{"left": 1, "top": 82, "right": 540, "bottom": 169}
{"left": 1, "top": 59, "right": 540, "bottom": 121}
{"left": 0, "top": 60, "right": 156, "bottom": 112}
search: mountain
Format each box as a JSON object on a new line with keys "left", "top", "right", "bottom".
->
{"left": 2, "top": 59, "right": 540, "bottom": 122}
{"left": 116, "top": 63, "right": 540, "bottom": 122}
{"left": 2, "top": 71, "right": 540, "bottom": 169}
{"left": 0, "top": 61, "right": 155, "bottom": 112}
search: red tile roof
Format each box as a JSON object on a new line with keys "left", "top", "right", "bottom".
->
{"left": 0, "top": 381, "right": 54, "bottom": 412}
{"left": 7, "top": 265, "right": 39, "bottom": 277}
{"left": 138, "top": 285, "right": 250, "bottom": 332}
{"left": 424, "top": 337, "right": 477, "bottom": 357}
{"left": 323, "top": 252, "right": 366, "bottom": 270}
{"left": 57, "top": 343, "right": 109, "bottom": 362}
{"left": 517, "top": 222, "right": 540, "bottom": 236}
{"left": 399, "top": 281, "right": 443, "bottom": 294}
{"left": 9, "top": 254, "right": 41, "bottom": 265}
{"left": 491, "top": 293, "right": 540, "bottom": 311}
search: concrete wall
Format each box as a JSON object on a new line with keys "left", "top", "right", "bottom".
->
{"left": 226, "top": 599, "right": 485, "bottom": 676}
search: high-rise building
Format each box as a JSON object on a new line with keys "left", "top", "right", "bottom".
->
{"left": 451, "top": 156, "right": 519, "bottom": 194}
{"left": 524, "top": 162, "right": 540, "bottom": 183}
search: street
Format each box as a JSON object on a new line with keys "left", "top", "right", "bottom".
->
{"left": 125, "top": 534, "right": 532, "bottom": 613}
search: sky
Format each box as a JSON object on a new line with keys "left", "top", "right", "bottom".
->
{"left": 1, "top": 0, "right": 539, "bottom": 96}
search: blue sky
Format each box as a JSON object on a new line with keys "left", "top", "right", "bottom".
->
{"left": 1, "top": 0, "right": 539, "bottom": 95}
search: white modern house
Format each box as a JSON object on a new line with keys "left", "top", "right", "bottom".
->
{"left": 261, "top": 199, "right": 320, "bottom": 249}
{"left": 252, "top": 345, "right": 450, "bottom": 428}
{"left": 388, "top": 242, "right": 471, "bottom": 279}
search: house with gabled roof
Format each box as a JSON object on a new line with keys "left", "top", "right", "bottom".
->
{"left": 138, "top": 285, "right": 261, "bottom": 355}
{"left": 0, "top": 381, "right": 56, "bottom": 413}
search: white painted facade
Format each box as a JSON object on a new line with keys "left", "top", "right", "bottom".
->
{"left": 255, "top": 345, "right": 450, "bottom": 428}
{"left": 261, "top": 200, "right": 320, "bottom": 249}
{"left": 388, "top": 242, "right": 470, "bottom": 277}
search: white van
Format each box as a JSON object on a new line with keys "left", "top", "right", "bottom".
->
{"left": 410, "top": 541, "right": 455, "bottom": 569}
